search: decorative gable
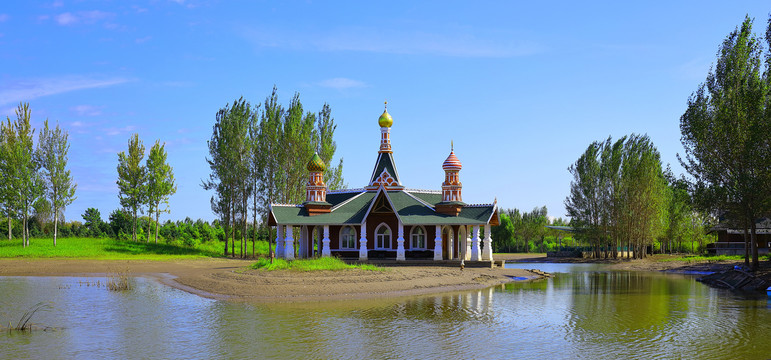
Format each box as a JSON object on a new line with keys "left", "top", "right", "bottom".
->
{"left": 366, "top": 169, "right": 404, "bottom": 190}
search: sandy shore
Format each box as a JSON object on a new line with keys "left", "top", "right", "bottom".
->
{"left": 0, "top": 258, "right": 540, "bottom": 302}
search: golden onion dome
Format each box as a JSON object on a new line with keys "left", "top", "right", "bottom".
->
{"left": 306, "top": 153, "right": 326, "bottom": 172}
{"left": 378, "top": 101, "right": 393, "bottom": 127}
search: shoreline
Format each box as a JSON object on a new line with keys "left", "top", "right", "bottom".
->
{"left": 4, "top": 254, "right": 765, "bottom": 301}
{"left": 0, "top": 258, "right": 541, "bottom": 302}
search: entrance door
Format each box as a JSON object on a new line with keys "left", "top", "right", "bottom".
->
{"left": 442, "top": 226, "right": 453, "bottom": 260}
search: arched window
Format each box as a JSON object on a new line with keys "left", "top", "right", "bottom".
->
{"left": 411, "top": 226, "right": 426, "bottom": 249}
{"left": 340, "top": 226, "right": 357, "bottom": 249}
{"left": 375, "top": 223, "right": 391, "bottom": 249}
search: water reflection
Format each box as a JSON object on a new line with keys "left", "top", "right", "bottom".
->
{"left": 1, "top": 267, "right": 771, "bottom": 359}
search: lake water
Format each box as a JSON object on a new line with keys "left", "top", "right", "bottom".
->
{"left": 1, "top": 264, "right": 770, "bottom": 359}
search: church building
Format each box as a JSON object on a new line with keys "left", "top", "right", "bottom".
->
{"left": 268, "top": 104, "right": 500, "bottom": 262}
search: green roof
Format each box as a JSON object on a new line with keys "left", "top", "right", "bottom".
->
{"left": 271, "top": 189, "right": 495, "bottom": 226}
{"left": 369, "top": 152, "right": 401, "bottom": 185}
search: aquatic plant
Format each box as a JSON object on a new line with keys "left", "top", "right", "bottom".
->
{"left": 6, "top": 302, "right": 53, "bottom": 333}
{"left": 106, "top": 269, "right": 132, "bottom": 291}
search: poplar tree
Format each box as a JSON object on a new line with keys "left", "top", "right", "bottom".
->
{"left": 145, "top": 140, "right": 176, "bottom": 244}
{"left": 679, "top": 16, "right": 771, "bottom": 270}
{"left": 12, "top": 103, "right": 43, "bottom": 247}
{"left": 117, "top": 133, "right": 147, "bottom": 242}
{"left": 566, "top": 135, "right": 667, "bottom": 258}
{"left": 37, "top": 119, "right": 77, "bottom": 246}
{"left": 0, "top": 118, "right": 17, "bottom": 240}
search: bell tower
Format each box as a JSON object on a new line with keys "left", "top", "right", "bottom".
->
{"left": 304, "top": 153, "right": 331, "bottom": 215}
{"left": 436, "top": 142, "right": 464, "bottom": 216}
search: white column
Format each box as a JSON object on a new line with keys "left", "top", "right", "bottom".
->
{"left": 396, "top": 222, "right": 406, "bottom": 261}
{"left": 433, "top": 225, "right": 443, "bottom": 261}
{"left": 284, "top": 225, "right": 295, "bottom": 260}
{"left": 482, "top": 223, "right": 493, "bottom": 261}
{"left": 359, "top": 222, "right": 368, "bottom": 261}
{"left": 275, "top": 225, "right": 284, "bottom": 258}
{"left": 322, "top": 225, "right": 331, "bottom": 257}
{"left": 465, "top": 226, "right": 472, "bottom": 261}
{"left": 471, "top": 225, "right": 481, "bottom": 261}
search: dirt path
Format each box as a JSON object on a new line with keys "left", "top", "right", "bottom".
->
{"left": 0, "top": 258, "right": 540, "bottom": 302}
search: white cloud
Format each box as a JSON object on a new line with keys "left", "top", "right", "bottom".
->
{"left": 241, "top": 25, "right": 543, "bottom": 58}
{"left": 55, "top": 12, "right": 78, "bottom": 25}
{"left": 106, "top": 125, "right": 135, "bottom": 136}
{"left": 70, "top": 105, "right": 103, "bottom": 116}
{"left": 54, "top": 10, "right": 114, "bottom": 26}
{"left": 71, "top": 121, "right": 84, "bottom": 127}
{"left": 135, "top": 36, "right": 152, "bottom": 44}
{"left": 0, "top": 75, "right": 132, "bottom": 106}
{"left": 0, "top": 14, "right": 9, "bottom": 22}
{"left": 317, "top": 78, "right": 367, "bottom": 90}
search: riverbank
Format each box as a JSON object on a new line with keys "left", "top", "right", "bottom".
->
{"left": 0, "top": 258, "right": 540, "bottom": 301}
{"left": 497, "top": 253, "right": 771, "bottom": 287}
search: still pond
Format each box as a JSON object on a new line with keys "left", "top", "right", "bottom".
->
{"left": 1, "top": 263, "right": 770, "bottom": 359}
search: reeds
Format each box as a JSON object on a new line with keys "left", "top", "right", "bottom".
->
{"left": 106, "top": 269, "right": 132, "bottom": 291}
{"left": 3, "top": 302, "right": 53, "bottom": 333}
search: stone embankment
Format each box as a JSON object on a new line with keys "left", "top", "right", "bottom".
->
{"left": 697, "top": 269, "right": 770, "bottom": 292}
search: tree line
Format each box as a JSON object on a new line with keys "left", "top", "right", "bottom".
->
{"left": 204, "top": 86, "right": 345, "bottom": 258}
{"left": 679, "top": 15, "right": 771, "bottom": 271}
{"left": 116, "top": 134, "right": 177, "bottom": 244}
{"left": 491, "top": 206, "right": 573, "bottom": 253}
{"left": 0, "top": 102, "right": 77, "bottom": 247}
{"left": 565, "top": 134, "right": 687, "bottom": 259}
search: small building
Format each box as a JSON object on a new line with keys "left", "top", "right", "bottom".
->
{"left": 710, "top": 218, "right": 770, "bottom": 256}
{"left": 268, "top": 104, "right": 499, "bottom": 261}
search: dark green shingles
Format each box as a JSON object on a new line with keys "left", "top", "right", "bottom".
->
{"left": 271, "top": 189, "right": 494, "bottom": 225}
{"left": 369, "top": 152, "right": 401, "bottom": 185}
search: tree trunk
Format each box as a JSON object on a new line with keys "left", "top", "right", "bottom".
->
{"left": 230, "top": 206, "right": 235, "bottom": 258}
{"left": 750, "top": 221, "right": 759, "bottom": 271}
{"left": 53, "top": 210, "right": 58, "bottom": 247}
{"left": 146, "top": 209, "right": 152, "bottom": 243}
{"left": 743, "top": 225, "right": 750, "bottom": 267}
{"left": 154, "top": 203, "right": 160, "bottom": 244}
{"left": 132, "top": 208, "right": 138, "bottom": 242}
{"left": 8, "top": 214, "right": 12, "bottom": 240}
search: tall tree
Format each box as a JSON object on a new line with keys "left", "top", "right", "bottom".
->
{"left": 204, "top": 97, "right": 253, "bottom": 257}
{"left": 566, "top": 135, "right": 668, "bottom": 258}
{"left": 117, "top": 133, "right": 147, "bottom": 242}
{"left": 0, "top": 118, "right": 18, "bottom": 241}
{"left": 146, "top": 140, "right": 176, "bottom": 244}
{"left": 37, "top": 119, "right": 77, "bottom": 246}
{"left": 12, "top": 103, "right": 43, "bottom": 247}
{"left": 679, "top": 16, "right": 771, "bottom": 270}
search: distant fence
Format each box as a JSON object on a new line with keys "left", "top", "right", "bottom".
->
{"left": 710, "top": 242, "right": 770, "bottom": 256}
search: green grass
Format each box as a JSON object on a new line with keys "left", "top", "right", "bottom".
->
{"left": 0, "top": 237, "right": 233, "bottom": 260}
{"left": 657, "top": 254, "right": 770, "bottom": 263}
{"left": 250, "top": 257, "right": 382, "bottom": 271}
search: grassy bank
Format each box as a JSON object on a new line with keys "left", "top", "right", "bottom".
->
{"left": 0, "top": 237, "right": 231, "bottom": 260}
{"left": 657, "top": 254, "right": 770, "bottom": 263}
{"left": 251, "top": 257, "right": 382, "bottom": 271}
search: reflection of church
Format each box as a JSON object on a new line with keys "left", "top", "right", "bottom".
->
{"left": 269, "top": 104, "right": 499, "bottom": 261}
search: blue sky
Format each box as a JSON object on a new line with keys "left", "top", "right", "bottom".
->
{"left": 1, "top": 1, "right": 769, "bottom": 224}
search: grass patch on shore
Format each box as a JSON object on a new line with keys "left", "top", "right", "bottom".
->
{"left": 657, "top": 254, "right": 770, "bottom": 263}
{"left": 250, "top": 257, "right": 382, "bottom": 272}
{"left": 0, "top": 237, "right": 226, "bottom": 260}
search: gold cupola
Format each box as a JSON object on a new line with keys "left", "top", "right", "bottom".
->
{"left": 378, "top": 101, "right": 393, "bottom": 128}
